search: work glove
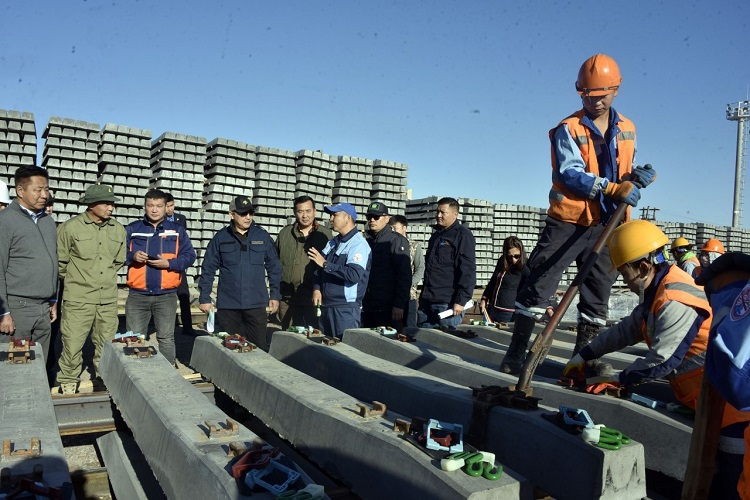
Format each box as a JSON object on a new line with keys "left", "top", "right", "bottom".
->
{"left": 562, "top": 353, "right": 586, "bottom": 381}
{"left": 629, "top": 164, "right": 657, "bottom": 189}
{"left": 585, "top": 374, "right": 621, "bottom": 394}
{"left": 603, "top": 180, "right": 640, "bottom": 207}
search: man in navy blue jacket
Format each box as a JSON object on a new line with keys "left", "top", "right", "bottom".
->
{"left": 418, "top": 197, "right": 476, "bottom": 328}
{"left": 198, "top": 196, "right": 281, "bottom": 351}
{"left": 308, "top": 203, "right": 372, "bottom": 339}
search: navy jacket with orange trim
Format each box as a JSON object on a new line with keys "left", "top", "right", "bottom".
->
{"left": 125, "top": 217, "right": 196, "bottom": 295}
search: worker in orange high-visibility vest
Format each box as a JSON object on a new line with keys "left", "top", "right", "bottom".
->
{"left": 564, "top": 220, "right": 750, "bottom": 499}
{"left": 503, "top": 53, "right": 656, "bottom": 377}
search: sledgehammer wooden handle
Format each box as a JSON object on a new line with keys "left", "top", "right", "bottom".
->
{"left": 515, "top": 202, "right": 628, "bottom": 392}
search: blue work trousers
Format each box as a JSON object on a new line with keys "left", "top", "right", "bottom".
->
{"left": 320, "top": 304, "right": 361, "bottom": 339}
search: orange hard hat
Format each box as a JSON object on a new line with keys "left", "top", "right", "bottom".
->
{"left": 576, "top": 54, "right": 622, "bottom": 96}
{"left": 701, "top": 239, "right": 725, "bottom": 254}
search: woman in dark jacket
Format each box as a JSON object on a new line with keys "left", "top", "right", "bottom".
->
{"left": 479, "top": 236, "right": 526, "bottom": 323}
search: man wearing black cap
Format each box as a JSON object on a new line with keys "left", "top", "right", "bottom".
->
{"left": 308, "top": 203, "right": 372, "bottom": 339}
{"left": 55, "top": 184, "right": 127, "bottom": 394}
{"left": 198, "top": 196, "right": 281, "bottom": 351}
{"left": 361, "top": 201, "right": 411, "bottom": 328}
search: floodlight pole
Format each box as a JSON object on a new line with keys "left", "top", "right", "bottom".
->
{"left": 727, "top": 100, "right": 750, "bottom": 228}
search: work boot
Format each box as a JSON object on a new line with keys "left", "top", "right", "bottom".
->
{"left": 574, "top": 322, "right": 614, "bottom": 377}
{"left": 60, "top": 382, "right": 78, "bottom": 395}
{"left": 500, "top": 314, "right": 535, "bottom": 375}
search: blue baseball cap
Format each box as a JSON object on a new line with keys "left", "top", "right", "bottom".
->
{"left": 324, "top": 203, "right": 357, "bottom": 221}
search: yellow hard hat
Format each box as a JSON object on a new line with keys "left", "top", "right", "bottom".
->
{"left": 609, "top": 220, "right": 669, "bottom": 268}
{"left": 670, "top": 237, "right": 691, "bottom": 251}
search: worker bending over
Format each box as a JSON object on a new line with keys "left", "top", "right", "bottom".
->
{"left": 563, "top": 220, "right": 749, "bottom": 498}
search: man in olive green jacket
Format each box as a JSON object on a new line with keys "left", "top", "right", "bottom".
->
{"left": 275, "top": 195, "right": 332, "bottom": 329}
{"left": 55, "top": 185, "right": 126, "bottom": 394}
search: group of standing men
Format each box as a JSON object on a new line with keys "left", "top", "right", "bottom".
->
{"left": 0, "top": 164, "right": 478, "bottom": 394}
{"left": 0, "top": 167, "right": 197, "bottom": 394}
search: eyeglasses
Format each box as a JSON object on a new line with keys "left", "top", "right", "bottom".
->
{"left": 366, "top": 214, "right": 381, "bottom": 221}
{"left": 233, "top": 211, "right": 253, "bottom": 218}
{"left": 507, "top": 254, "right": 521, "bottom": 261}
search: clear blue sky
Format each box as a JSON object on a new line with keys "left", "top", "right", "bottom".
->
{"left": 3, "top": 0, "right": 749, "bottom": 227}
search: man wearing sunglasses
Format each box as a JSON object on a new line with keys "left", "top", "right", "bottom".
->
{"left": 361, "top": 202, "right": 411, "bottom": 329}
{"left": 198, "top": 196, "right": 281, "bottom": 351}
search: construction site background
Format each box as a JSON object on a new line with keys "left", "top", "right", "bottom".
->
{"left": 2, "top": 108, "right": 747, "bottom": 297}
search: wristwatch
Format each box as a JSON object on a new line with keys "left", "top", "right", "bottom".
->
{"left": 322, "top": 261, "right": 329, "bottom": 270}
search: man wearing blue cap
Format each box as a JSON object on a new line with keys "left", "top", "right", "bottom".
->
{"left": 308, "top": 203, "right": 372, "bottom": 339}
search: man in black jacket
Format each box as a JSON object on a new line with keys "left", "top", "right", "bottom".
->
{"left": 165, "top": 193, "right": 194, "bottom": 335}
{"left": 418, "top": 197, "right": 476, "bottom": 328}
{"left": 361, "top": 202, "right": 411, "bottom": 328}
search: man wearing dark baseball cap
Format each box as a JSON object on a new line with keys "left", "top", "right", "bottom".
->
{"left": 361, "top": 201, "right": 411, "bottom": 329}
{"left": 55, "top": 184, "right": 126, "bottom": 394}
{"left": 198, "top": 195, "right": 281, "bottom": 351}
{"left": 308, "top": 202, "right": 372, "bottom": 339}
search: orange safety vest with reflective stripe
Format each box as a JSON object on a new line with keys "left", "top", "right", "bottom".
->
{"left": 548, "top": 110, "right": 636, "bottom": 226}
{"left": 126, "top": 233, "right": 182, "bottom": 291}
{"left": 643, "top": 266, "right": 750, "bottom": 428}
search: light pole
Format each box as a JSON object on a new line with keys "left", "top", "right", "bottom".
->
{"left": 727, "top": 100, "right": 750, "bottom": 228}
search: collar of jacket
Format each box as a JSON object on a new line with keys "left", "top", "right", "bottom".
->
{"left": 336, "top": 226, "right": 359, "bottom": 243}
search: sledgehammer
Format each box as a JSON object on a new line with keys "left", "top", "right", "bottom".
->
{"left": 516, "top": 202, "right": 628, "bottom": 393}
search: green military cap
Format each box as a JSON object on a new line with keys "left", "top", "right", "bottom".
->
{"left": 80, "top": 184, "right": 120, "bottom": 204}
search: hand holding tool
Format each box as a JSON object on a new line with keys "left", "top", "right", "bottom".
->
{"left": 604, "top": 181, "right": 640, "bottom": 206}
{"left": 562, "top": 353, "right": 586, "bottom": 381}
{"left": 630, "top": 164, "right": 656, "bottom": 188}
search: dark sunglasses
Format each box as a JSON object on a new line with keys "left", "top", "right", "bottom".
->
{"left": 366, "top": 214, "right": 382, "bottom": 221}
{"left": 507, "top": 254, "right": 521, "bottom": 261}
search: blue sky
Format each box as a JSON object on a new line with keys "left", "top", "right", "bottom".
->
{"left": 3, "top": 0, "right": 749, "bottom": 227}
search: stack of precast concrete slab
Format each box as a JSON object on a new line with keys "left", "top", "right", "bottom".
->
{"left": 42, "top": 117, "right": 100, "bottom": 224}
{"left": 0, "top": 110, "right": 37, "bottom": 187}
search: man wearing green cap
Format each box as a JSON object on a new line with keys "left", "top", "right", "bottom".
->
{"left": 55, "top": 184, "right": 126, "bottom": 394}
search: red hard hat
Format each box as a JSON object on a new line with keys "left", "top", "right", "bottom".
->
{"left": 576, "top": 54, "right": 622, "bottom": 96}
{"left": 701, "top": 239, "right": 725, "bottom": 254}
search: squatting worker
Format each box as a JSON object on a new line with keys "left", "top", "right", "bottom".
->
{"left": 198, "top": 196, "right": 281, "bottom": 351}
{"left": 417, "top": 197, "right": 476, "bottom": 328}
{"left": 695, "top": 252, "right": 750, "bottom": 499}
{"left": 0, "top": 166, "right": 58, "bottom": 366}
{"left": 501, "top": 53, "right": 657, "bottom": 376}
{"left": 309, "top": 203, "right": 372, "bottom": 339}
{"left": 562, "top": 220, "right": 750, "bottom": 498}
{"left": 275, "top": 195, "right": 332, "bottom": 330}
{"left": 55, "top": 184, "right": 126, "bottom": 395}
{"left": 124, "top": 189, "right": 196, "bottom": 366}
